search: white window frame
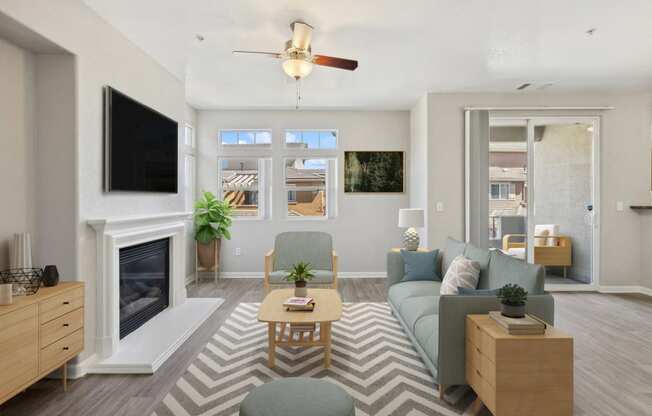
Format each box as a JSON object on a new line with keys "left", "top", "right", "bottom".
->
{"left": 219, "top": 129, "right": 272, "bottom": 149}
{"left": 489, "top": 182, "right": 515, "bottom": 200}
{"left": 218, "top": 157, "right": 270, "bottom": 221}
{"left": 183, "top": 123, "right": 196, "bottom": 212}
{"left": 283, "top": 129, "right": 339, "bottom": 151}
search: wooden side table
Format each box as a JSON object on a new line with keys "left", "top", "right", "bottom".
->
{"left": 465, "top": 314, "right": 573, "bottom": 416}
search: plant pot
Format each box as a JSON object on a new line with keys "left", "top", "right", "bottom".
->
{"left": 294, "top": 280, "right": 307, "bottom": 297}
{"left": 501, "top": 303, "right": 526, "bottom": 318}
{"left": 197, "top": 239, "right": 221, "bottom": 269}
{"left": 42, "top": 265, "right": 59, "bottom": 287}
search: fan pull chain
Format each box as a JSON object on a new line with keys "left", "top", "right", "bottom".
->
{"left": 295, "top": 78, "right": 302, "bottom": 109}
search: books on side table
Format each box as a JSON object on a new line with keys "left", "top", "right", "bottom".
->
{"left": 283, "top": 297, "right": 316, "bottom": 312}
{"left": 489, "top": 311, "right": 547, "bottom": 335}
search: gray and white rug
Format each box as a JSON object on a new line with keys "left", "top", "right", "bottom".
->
{"left": 153, "top": 302, "right": 477, "bottom": 416}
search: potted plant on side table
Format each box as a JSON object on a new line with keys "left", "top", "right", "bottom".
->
{"left": 194, "top": 191, "right": 233, "bottom": 279}
{"left": 497, "top": 283, "right": 528, "bottom": 318}
{"left": 285, "top": 262, "right": 315, "bottom": 297}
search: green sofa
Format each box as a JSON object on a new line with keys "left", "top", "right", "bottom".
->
{"left": 386, "top": 237, "right": 554, "bottom": 397}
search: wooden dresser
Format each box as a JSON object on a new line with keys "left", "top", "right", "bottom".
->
{"left": 465, "top": 314, "right": 573, "bottom": 416}
{"left": 0, "top": 282, "right": 84, "bottom": 405}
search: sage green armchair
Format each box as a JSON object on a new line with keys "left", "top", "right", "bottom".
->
{"left": 264, "top": 232, "right": 338, "bottom": 293}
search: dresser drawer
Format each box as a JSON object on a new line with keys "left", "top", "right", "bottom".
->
{"left": 40, "top": 307, "right": 84, "bottom": 347}
{"left": 0, "top": 305, "right": 39, "bottom": 402}
{"left": 466, "top": 317, "right": 483, "bottom": 348}
{"left": 39, "top": 287, "right": 84, "bottom": 323}
{"left": 480, "top": 352, "right": 496, "bottom": 388}
{"left": 40, "top": 328, "right": 83, "bottom": 374}
{"left": 480, "top": 376, "right": 497, "bottom": 413}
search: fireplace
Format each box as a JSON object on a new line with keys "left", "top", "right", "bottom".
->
{"left": 119, "top": 238, "right": 170, "bottom": 339}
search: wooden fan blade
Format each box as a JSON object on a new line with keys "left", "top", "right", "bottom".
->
{"left": 232, "top": 50, "right": 282, "bottom": 58}
{"left": 291, "top": 21, "right": 313, "bottom": 49}
{"left": 313, "top": 55, "right": 358, "bottom": 71}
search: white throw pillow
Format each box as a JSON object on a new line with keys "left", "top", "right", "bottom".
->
{"left": 440, "top": 255, "right": 481, "bottom": 295}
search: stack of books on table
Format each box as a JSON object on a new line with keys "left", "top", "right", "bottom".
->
{"left": 489, "top": 311, "right": 547, "bottom": 335}
{"left": 283, "top": 297, "right": 315, "bottom": 312}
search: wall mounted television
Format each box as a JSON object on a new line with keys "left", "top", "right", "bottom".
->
{"left": 103, "top": 86, "right": 178, "bottom": 193}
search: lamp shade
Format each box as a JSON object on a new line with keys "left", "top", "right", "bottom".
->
{"left": 398, "top": 208, "right": 424, "bottom": 228}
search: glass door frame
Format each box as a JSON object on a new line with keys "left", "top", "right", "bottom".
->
{"left": 490, "top": 115, "right": 601, "bottom": 291}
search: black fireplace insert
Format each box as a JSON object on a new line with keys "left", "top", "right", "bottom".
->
{"left": 119, "top": 238, "right": 170, "bottom": 339}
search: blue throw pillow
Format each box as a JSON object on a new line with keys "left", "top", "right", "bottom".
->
{"left": 400, "top": 249, "right": 440, "bottom": 281}
{"left": 457, "top": 287, "right": 499, "bottom": 296}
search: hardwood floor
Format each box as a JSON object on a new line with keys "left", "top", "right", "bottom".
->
{"left": 0, "top": 279, "right": 650, "bottom": 416}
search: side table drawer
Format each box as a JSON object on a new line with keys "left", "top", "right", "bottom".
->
{"left": 40, "top": 328, "right": 83, "bottom": 374}
{"left": 40, "top": 308, "right": 84, "bottom": 347}
{"left": 39, "top": 287, "right": 84, "bottom": 323}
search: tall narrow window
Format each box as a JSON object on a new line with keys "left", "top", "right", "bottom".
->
{"left": 284, "top": 158, "right": 329, "bottom": 217}
{"left": 219, "top": 158, "right": 265, "bottom": 218}
{"left": 183, "top": 124, "right": 196, "bottom": 211}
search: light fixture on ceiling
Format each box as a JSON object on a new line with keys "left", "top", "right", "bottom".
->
{"left": 195, "top": 34, "right": 204, "bottom": 42}
{"left": 585, "top": 28, "right": 597, "bottom": 37}
{"left": 516, "top": 83, "right": 531, "bottom": 90}
{"left": 282, "top": 57, "right": 313, "bottom": 79}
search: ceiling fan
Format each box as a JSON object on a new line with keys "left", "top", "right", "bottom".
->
{"left": 233, "top": 21, "right": 358, "bottom": 80}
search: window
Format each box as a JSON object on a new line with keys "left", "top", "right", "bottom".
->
{"left": 285, "top": 130, "right": 337, "bottom": 150}
{"left": 220, "top": 130, "right": 272, "bottom": 146}
{"left": 219, "top": 158, "right": 264, "bottom": 218}
{"left": 183, "top": 124, "right": 196, "bottom": 211}
{"left": 284, "top": 158, "right": 329, "bottom": 217}
{"left": 490, "top": 182, "right": 516, "bottom": 200}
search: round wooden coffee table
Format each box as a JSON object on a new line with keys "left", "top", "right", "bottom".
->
{"left": 258, "top": 288, "right": 342, "bottom": 368}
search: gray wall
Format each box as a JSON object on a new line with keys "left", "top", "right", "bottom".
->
{"left": 534, "top": 124, "right": 592, "bottom": 282}
{"left": 197, "top": 110, "right": 410, "bottom": 275}
{"left": 417, "top": 92, "right": 652, "bottom": 288}
{"left": 409, "top": 95, "right": 429, "bottom": 247}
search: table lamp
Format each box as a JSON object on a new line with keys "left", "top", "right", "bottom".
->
{"left": 398, "top": 208, "right": 424, "bottom": 251}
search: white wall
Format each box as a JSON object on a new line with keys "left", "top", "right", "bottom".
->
{"left": 197, "top": 110, "right": 410, "bottom": 275}
{"left": 0, "top": 0, "right": 191, "bottom": 364}
{"left": 0, "top": 36, "right": 36, "bottom": 268}
{"left": 421, "top": 92, "right": 652, "bottom": 288}
{"left": 409, "top": 95, "right": 429, "bottom": 247}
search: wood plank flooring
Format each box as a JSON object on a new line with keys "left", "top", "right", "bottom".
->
{"left": 0, "top": 279, "right": 650, "bottom": 416}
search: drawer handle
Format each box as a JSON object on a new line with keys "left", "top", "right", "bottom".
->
{"left": 63, "top": 301, "right": 70, "bottom": 305}
{"left": 476, "top": 369, "right": 481, "bottom": 377}
{"left": 63, "top": 323, "right": 70, "bottom": 327}
{"left": 476, "top": 347, "right": 481, "bottom": 354}
{"left": 63, "top": 347, "right": 69, "bottom": 351}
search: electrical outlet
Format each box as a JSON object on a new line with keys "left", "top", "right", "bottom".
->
{"left": 616, "top": 201, "right": 624, "bottom": 212}
{"left": 235, "top": 247, "right": 241, "bottom": 256}
{"left": 436, "top": 202, "right": 444, "bottom": 212}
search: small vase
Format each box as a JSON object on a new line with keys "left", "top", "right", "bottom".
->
{"left": 501, "top": 303, "right": 526, "bottom": 318}
{"left": 42, "top": 265, "right": 60, "bottom": 287}
{"left": 294, "top": 281, "right": 307, "bottom": 297}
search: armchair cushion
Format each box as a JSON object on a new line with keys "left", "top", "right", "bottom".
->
{"left": 273, "top": 232, "right": 333, "bottom": 271}
{"left": 268, "top": 270, "right": 334, "bottom": 285}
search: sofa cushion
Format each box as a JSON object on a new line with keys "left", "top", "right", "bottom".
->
{"left": 457, "top": 287, "right": 500, "bottom": 295}
{"left": 442, "top": 238, "right": 466, "bottom": 275}
{"left": 440, "top": 255, "right": 480, "bottom": 295}
{"left": 464, "top": 244, "right": 491, "bottom": 289}
{"left": 387, "top": 281, "right": 441, "bottom": 309}
{"left": 414, "top": 314, "right": 438, "bottom": 366}
{"left": 400, "top": 249, "right": 440, "bottom": 281}
{"left": 398, "top": 296, "right": 440, "bottom": 332}
{"left": 487, "top": 250, "right": 545, "bottom": 294}
{"left": 268, "top": 270, "right": 334, "bottom": 284}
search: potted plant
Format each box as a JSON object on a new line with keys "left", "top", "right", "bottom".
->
{"left": 285, "top": 262, "right": 315, "bottom": 297}
{"left": 497, "top": 283, "right": 528, "bottom": 318}
{"left": 194, "top": 191, "right": 233, "bottom": 270}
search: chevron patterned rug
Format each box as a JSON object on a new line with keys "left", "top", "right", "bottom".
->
{"left": 152, "top": 302, "right": 478, "bottom": 416}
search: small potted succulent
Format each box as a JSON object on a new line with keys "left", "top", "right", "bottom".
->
{"left": 497, "top": 283, "right": 528, "bottom": 318}
{"left": 285, "top": 262, "right": 315, "bottom": 297}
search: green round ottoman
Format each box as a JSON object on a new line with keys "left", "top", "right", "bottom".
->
{"left": 240, "top": 378, "right": 355, "bottom": 416}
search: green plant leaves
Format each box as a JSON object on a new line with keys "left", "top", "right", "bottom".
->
{"left": 284, "top": 261, "right": 315, "bottom": 283}
{"left": 193, "top": 191, "right": 234, "bottom": 243}
{"left": 497, "top": 283, "right": 528, "bottom": 306}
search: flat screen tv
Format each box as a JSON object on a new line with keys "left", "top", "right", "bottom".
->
{"left": 104, "top": 86, "right": 178, "bottom": 193}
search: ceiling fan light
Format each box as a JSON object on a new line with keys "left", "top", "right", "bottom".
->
{"left": 282, "top": 58, "right": 313, "bottom": 79}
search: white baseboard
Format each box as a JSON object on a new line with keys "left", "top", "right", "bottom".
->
{"left": 217, "top": 272, "right": 387, "bottom": 279}
{"left": 598, "top": 285, "right": 652, "bottom": 296}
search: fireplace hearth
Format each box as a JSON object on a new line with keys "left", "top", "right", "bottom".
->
{"left": 119, "top": 238, "right": 170, "bottom": 339}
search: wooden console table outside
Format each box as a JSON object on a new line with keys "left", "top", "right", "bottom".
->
{"left": 258, "top": 288, "right": 342, "bottom": 368}
{"left": 465, "top": 314, "right": 573, "bottom": 416}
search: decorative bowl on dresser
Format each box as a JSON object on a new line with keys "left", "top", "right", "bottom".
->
{"left": 465, "top": 314, "right": 573, "bottom": 416}
{"left": 0, "top": 282, "right": 84, "bottom": 405}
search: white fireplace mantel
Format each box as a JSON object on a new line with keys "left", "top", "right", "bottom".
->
{"left": 88, "top": 212, "right": 191, "bottom": 360}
